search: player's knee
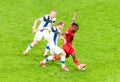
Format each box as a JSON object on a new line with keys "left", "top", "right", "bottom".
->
{"left": 33, "top": 40, "right": 38, "bottom": 45}
{"left": 46, "top": 37, "right": 50, "bottom": 42}
{"left": 72, "top": 52, "right": 76, "bottom": 58}
{"left": 66, "top": 54, "right": 69, "bottom": 58}
{"left": 61, "top": 51, "right": 66, "bottom": 56}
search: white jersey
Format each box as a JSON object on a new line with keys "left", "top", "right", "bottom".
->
{"left": 34, "top": 14, "right": 56, "bottom": 41}
{"left": 48, "top": 27, "right": 61, "bottom": 48}
{"left": 38, "top": 14, "right": 56, "bottom": 32}
{"left": 48, "top": 27, "right": 63, "bottom": 55}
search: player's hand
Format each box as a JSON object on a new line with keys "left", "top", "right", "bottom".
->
{"left": 38, "top": 27, "right": 44, "bottom": 30}
{"left": 59, "top": 36, "right": 66, "bottom": 44}
{"left": 44, "top": 27, "right": 49, "bottom": 30}
{"left": 39, "top": 27, "right": 48, "bottom": 30}
{"left": 72, "top": 12, "right": 76, "bottom": 21}
{"left": 32, "top": 29, "right": 38, "bottom": 34}
{"left": 63, "top": 39, "right": 67, "bottom": 44}
{"left": 74, "top": 12, "right": 76, "bottom": 18}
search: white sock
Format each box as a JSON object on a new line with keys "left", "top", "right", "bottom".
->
{"left": 43, "top": 56, "right": 53, "bottom": 63}
{"left": 61, "top": 56, "right": 66, "bottom": 67}
{"left": 25, "top": 43, "right": 34, "bottom": 52}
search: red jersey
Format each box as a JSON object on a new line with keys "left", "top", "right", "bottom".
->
{"left": 64, "top": 28, "right": 75, "bottom": 45}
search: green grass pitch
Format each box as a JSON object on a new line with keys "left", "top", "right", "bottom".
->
{"left": 0, "top": 0, "right": 120, "bottom": 82}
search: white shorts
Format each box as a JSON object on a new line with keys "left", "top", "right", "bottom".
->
{"left": 50, "top": 46, "right": 63, "bottom": 55}
{"left": 34, "top": 30, "right": 49, "bottom": 41}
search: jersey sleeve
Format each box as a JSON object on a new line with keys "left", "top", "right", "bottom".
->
{"left": 53, "top": 18, "right": 56, "bottom": 23}
{"left": 65, "top": 29, "right": 72, "bottom": 35}
{"left": 65, "top": 30, "right": 69, "bottom": 35}
{"left": 39, "top": 14, "right": 49, "bottom": 22}
{"left": 51, "top": 27, "right": 56, "bottom": 32}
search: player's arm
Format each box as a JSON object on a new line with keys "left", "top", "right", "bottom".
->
{"left": 32, "top": 18, "right": 41, "bottom": 33}
{"left": 60, "top": 32, "right": 66, "bottom": 35}
{"left": 38, "top": 26, "right": 49, "bottom": 31}
{"left": 72, "top": 12, "right": 76, "bottom": 23}
{"left": 61, "top": 30, "right": 69, "bottom": 35}
{"left": 58, "top": 33, "right": 66, "bottom": 44}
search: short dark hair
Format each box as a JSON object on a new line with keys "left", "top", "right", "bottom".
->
{"left": 72, "top": 22, "right": 79, "bottom": 28}
{"left": 57, "top": 21, "right": 64, "bottom": 25}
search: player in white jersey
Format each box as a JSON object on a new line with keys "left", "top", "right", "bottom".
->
{"left": 23, "top": 10, "right": 56, "bottom": 55}
{"left": 40, "top": 21, "right": 69, "bottom": 72}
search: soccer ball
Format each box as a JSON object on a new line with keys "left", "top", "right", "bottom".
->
{"left": 78, "top": 64, "right": 86, "bottom": 70}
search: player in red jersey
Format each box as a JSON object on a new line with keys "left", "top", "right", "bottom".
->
{"left": 54, "top": 13, "right": 86, "bottom": 70}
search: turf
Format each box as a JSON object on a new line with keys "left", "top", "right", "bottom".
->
{"left": 0, "top": 0, "right": 120, "bottom": 82}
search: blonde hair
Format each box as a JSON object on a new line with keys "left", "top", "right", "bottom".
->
{"left": 50, "top": 10, "right": 57, "bottom": 13}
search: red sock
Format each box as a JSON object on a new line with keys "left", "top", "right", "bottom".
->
{"left": 54, "top": 56, "right": 61, "bottom": 60}
{"left": 74, "top": 59, "right": 80, "bottom": 66}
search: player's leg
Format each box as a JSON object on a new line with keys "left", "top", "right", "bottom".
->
{"left": 43, "top": 44, "right": 50, "bottom": 57}
{"left": 23, "top": 31, "right": 43, "bottom": 55}
{"left": 40, "top": 45, "right": 56, "bottom": 67}
{"left": 53, "top": 55, "right": 61, "bottom": 61}
{"left": 52, "top": 46, "right": 69, "bottom": 71}
{"left": 71, "top": 52, "right": 80, "bottom": 66}
{"left": 53, "top": 44, "right": 70, "bottom": 61}
{"left": 40, "top": 55, "right": 54, "bottom": 67}
{"left": 63, "top": 45, "right": 80, "bottom": 66}
{"left": 71, "top": 52, "right": 86, "bottom": 70}
{"left": 53, "top": 53, "right": 69, "bottom": 61}
{"left": 64, "top": 45, "right": 85, "bottom": 70}
{"left": 43, "top": 31, "right": 50, "bottom": 57}
{"left": 60, "top": 51, "right": 69, "bottom": 72}
{"left": 23, "top": 40, "right": 39, "bottom": 55}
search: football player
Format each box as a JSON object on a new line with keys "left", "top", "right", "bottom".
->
{"left": 23, "top": 10, "right": 56, "bottom": 55}
{"left": 54, "top": 13, "right": 86, "bottom": 70}
{"left": 40, "top": 21, "right": 69, "bottom": 72}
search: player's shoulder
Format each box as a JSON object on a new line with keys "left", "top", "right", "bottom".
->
{"left": 66, "top": 28, "right": 72, "bottom": 34}
{"left": 39, "top": 14, "right": 49, "bottom": 20}
{"left": 52, "top": 26, "right": 56, "bottom": 30}
{"left": 66, "top": 28, "right": 71, "bottom": 32}
{"left": 44, "top": 14, "right": 56, "bottom": 21}
{"left": 53, "top": 17, "right": 56, "bottom": 21}
{"left": 43, "top": 14, "right": 49, "bottom": 18}
{"left": 51, "top": 26, "right": 56, "bottom": 32}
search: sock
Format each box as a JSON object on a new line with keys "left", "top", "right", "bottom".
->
{"left": 43, "top": 56, "right": 53, "bottom": 63}
{"left": 61, "top": 56, "right": 66, "bottom": 67}
{"left": 73, "top": 59, "right": 80, "bottom": 66}
{"left": 44, "top": 45, "right": 50, "bottom": 55}
{"left": 25, "top": 43, "right": 34, "bottom": 52}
